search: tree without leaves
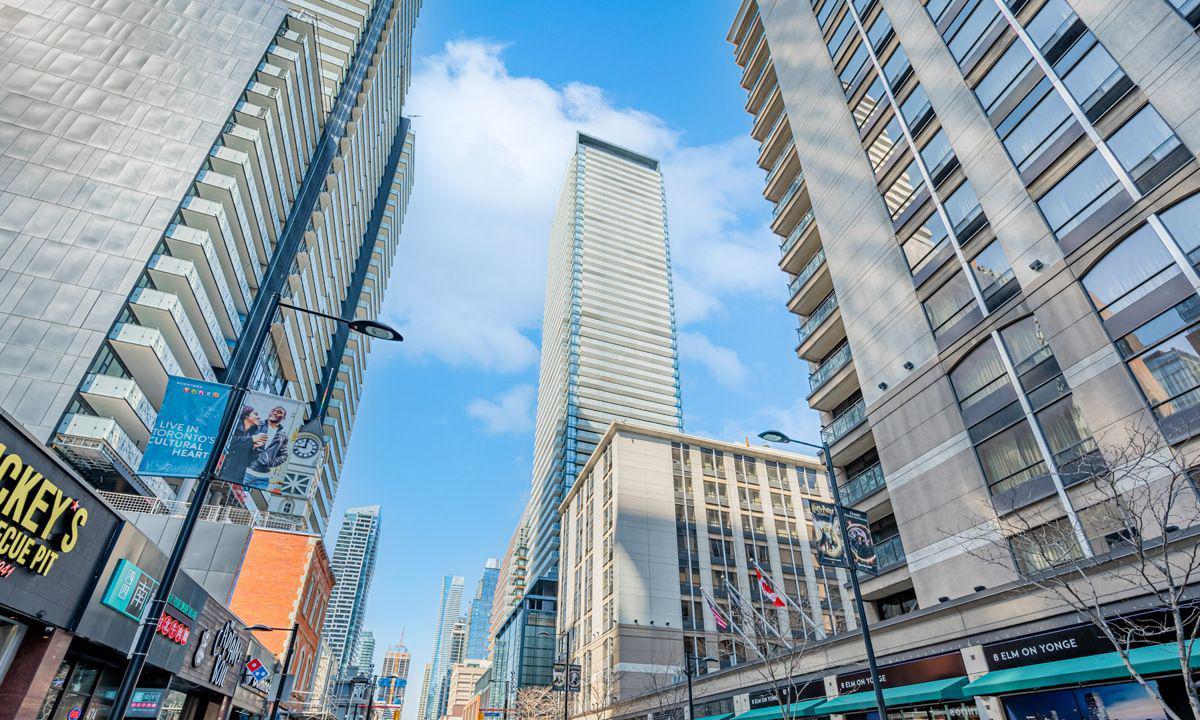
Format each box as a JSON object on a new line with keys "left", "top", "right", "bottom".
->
{"left": 959, "top": 419, "right": 1200, "bottom": 720}
{"left": 512, "top": 686, "right": 562, "bottom": 720}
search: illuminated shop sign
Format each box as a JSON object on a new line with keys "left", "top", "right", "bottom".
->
{"left": 0, "top": 442, "right": 90, "bottom": 576}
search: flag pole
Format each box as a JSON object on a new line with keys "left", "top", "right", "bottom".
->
{"left": 752, "top": 560, "right": 826, "bottom": 640}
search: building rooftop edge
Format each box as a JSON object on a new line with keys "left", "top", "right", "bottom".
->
{"left": 576, "top": 132, "right": 660, "bottom": 171}
{"left": 558, "top": 419, "right": 823, "bottom": 514}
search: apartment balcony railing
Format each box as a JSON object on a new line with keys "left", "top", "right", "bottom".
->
{"left": 741, "top": 33, "right": 767, "bottom": 85}
{"left": 781, "top": 210, "right": 816, "bottom": 258}
{"left": 764, "top": 140, "right": 795, "bottom": 188}
{"left": 98, "top": 491, "right": 307, "bottom": 531}
{"left": 52, "top": 414, "right": 175, "bottom": 500}
{"left": 821, "top": 396, "right": 866, "bottom": 445}
{"left": 809, "top": 340, "right": 852, "bottom": 393}
{"left": 874, "top": 534, "right": 906, "bottom": 573}
{"left": 797, "top": 293, "right": 838, "bottom": 345}
{"left": 749, "top": 61, "right": 773, "bottom": 105}
{"left": 841, "top": 463, "right": 885, "bottom": 506}
{"left": 773, "top": 176, "right": 804, "bottom": 219}
{"left": 761, "top": 109, "right": 786, "bottom": 153}
{"left": 788, "top": 247, "right": 827, "bottom": 298}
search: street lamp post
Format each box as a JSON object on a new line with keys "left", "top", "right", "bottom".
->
{"left": 107, "top": 293, "right": 403, "bottom": 720}
{"left": 758, "top": 430, "right": 888, "bottom": 720}
{"left": 248, "top": 622, "right": 301, "bottom": 720}
{"left": 683, "top": 653, "right": 716, "bottom": 720}
{"left": 537, "top": 630, "right": 571, "bottom": 720}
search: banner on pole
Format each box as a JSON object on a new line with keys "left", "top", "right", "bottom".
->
{"left": 215, "top": 391, "right": 306, "bottom": 491}
{"left": 139, "top": 377, "right": 231, "bottom": 478}
{"left": 809, "top": 501, "right": 876, "bottom": 574}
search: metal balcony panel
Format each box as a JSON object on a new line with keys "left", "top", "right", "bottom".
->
{"left": 107, "top": 322, "right": 184, "bottom": 408}
{"left": 233, "top": 102, "right": 292, "bottom": 214}
{"left": 771, "top": 180, "right": 813, "bottom": 237}
{"left": 145, "top": 254, "right": 230, "bottom": 368}
{"left": 780, "top": 212, "right": 821, "bottom": 274}
{"left": 195, "top": 170, "right": 266, "bottom": 279}
{"left": 222, "top": 124, "right": 283, "bottom": 245}
{"left": 751, "top": 88, "right": 784, "bottom": 142}
{"left": 209, "top": 146, "right": 272, "bottom": 258}
{"left": 163, "top": 224, "right": 245, "bottom": 332}
{"left": 764, "top": 146, "right": 800, "bottom": 202}
{"left": 52, "top": 414, "right": 174, "bottom": 500}
{"left": 78, "top": 374, "right": 156, "bottom": 447}
{"left": 179, "top": 196, "right": 255, "bottom": 306}
{"left": 746, "top": 63, "right": 776, "bottom": 115}
{"left": 808, "top": 353, "right": 860, "bottom": 413}
{"left": 128, "top": 288, "right": 215, "bottom": 382}
{"left": 246, "top": 83, "right": 300, "bottom": 192}
{"left": 757, "top": 112, "right": 792, "bottom": 169}
{"left": 797, "top": 304, "right": 845, "bottom": 362}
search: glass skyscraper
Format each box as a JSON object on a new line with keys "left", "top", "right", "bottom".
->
{"left": 525, "top": 133, "right": 684, "bottom": 589}
{"left": 0, "top": 0, "right": 421, "bottom": 534}
{"left": 323, "top": 505, "right": 382, "bottom": 677}
{"left": 421, "top": 574, "right": 465, "bottom": 720}
{"left": 466, "top": 558, "right": 500, "bottom": 660}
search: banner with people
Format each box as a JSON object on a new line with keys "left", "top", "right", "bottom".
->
{"left": 215, "top": 391, "right": 306, "bottom": 491}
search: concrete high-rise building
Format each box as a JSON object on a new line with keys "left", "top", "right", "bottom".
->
{"left": 489, "top": 520, "right": 530, "bottom": 651}
{"left": 466, "top": 558, "right": 500, "bottom": 660}
{"left": 416, "top": 662, "right": 433, "bottom": 720}
{"left": 355, "top": 629, "right": 377, "bottom": 675}
{"left": 324, "top": 505, "right": 382, "bottom": 678}
{"left": 593, "top": 5, "right": 1200, "bottom": 720}
{"left": 524, "top": 133, "right": 684, "bottom": 587}
{"left": 557, "top": 423, "right": 847, "bottom": 707}
{"left": 442, "top": 659, "right": 490, "bottom": 720}
{"left": 3, "top": 0, "right": 420, "bottom": 535}
{"left": 422, "top": 575, "right": 465, "bottom": 720}
{"left": 378, "top": 643, "right": 411, "bottom": 717}
{"left": 382, "top": 643, "right": 412, "bottom": 679}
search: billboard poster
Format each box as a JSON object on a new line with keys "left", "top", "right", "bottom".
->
{"left": 809, "top": 501, "right": 876, "bottom": 574}
{"left": 139, "top": 377, "right": 231, "bottom": 478}
{"left": 215, "top": 390, "right": 306, "bottom": 491}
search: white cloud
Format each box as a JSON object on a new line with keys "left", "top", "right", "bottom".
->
{"left": 678, "top": 331, "right": 749, "bottom": 389}
{"left": 467, "top": 384, "right": 536, "bottom": 435}
{"left": 385, "top": 39, "right": 780, "bottom": 372}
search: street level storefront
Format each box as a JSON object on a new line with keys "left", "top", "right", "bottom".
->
{"left": 734, "top": 681, "right": 828, "bottom": 720}
{"left": 0, "top": 410, "right": 122, "bottom": 718}
{"left": 817, "top": 652, "right": 977, "bottom": 720}
{"left": 965, "top": 624, "right": 1199, "bottom": 720}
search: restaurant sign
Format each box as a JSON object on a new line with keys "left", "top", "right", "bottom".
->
{"left": 0, "top": 441, "right": 92, "bottom": 576}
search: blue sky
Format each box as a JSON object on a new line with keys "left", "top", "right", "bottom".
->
{"left": 326, "top": 3, "right": 821, "bottom": 714}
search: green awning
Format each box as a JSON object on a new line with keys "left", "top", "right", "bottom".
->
{"left": 964, "top": 642, "right": 1200, "bottom": 696}
{"left": 695, "top": 713, "right": 734, "bottom": 720}
{"left": 732, "top": 698, "right": 828, "bottom": 720}
{"left": 815, "top": 677, "right": 971, "bottom": 714}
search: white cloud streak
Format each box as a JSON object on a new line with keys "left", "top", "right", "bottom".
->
{"left": 467, "top": 384, "right": 536, "bottom": 435}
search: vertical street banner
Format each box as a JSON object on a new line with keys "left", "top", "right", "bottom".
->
{"left": 139, "top": 377, "right": 231, "bottom": 478}
{"left": 215, "top": 391, "right": 306, "bottom": 491}
{"left": 809, "top": 501, "right": 876, "bottom": 574}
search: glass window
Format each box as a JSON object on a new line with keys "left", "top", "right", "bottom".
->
{"left": 920, "top": 129, "right": 956, "bottom": 182}
{"left": 1160, "top": 193, "right": 1200, "bottom": 271}
{"left": 1081, "top": 224, "right": 1179, "bottom": 317}
{"left": 900, "top": 85, "right": 933, "bottom": 130}
{"left": 1037, "top": 150, "right": 1122, "bottom": 238}
{"left": 951, "top": 341, "right": 1009, "bottom": 413}
{"left": 828, "top": 12, "right": 856, "bottom": 58}
{"left": 926, "top": 0, "right": 954, "bottom": 22}
{"left": 902, "top": 210, "right": 950, "bottom": 276}
{"left": 1060, "top": 41, "right": 1126, "bottom": 120}
{"left": 853, "top": 76, "right": 887, "bottom": 128}
{"left": 997, "top": 80, "right": 1074, "bottom": 172}
{"left": 943, "top": 181, "right": 984, "bottom": 236}
{"left": 944, "top": 0, "right": 1002, "bottom": 65}
{"left": 970, "top": 241, "right": 1019, "bottom": 310}
{"left": 1011, "top": 516, "right": 1084, "bottom": 573}
{"left": 840, "top": 43, "right": 870, "bottom": 93}
{"left": 924, "top": 272, "right": 976, "bottom": 337}
{"left": 883, "top": 158, "right": 923, "bottom": 218}
{"left": 977, "top": 415, "right": 1046, "bottom": 494}
{"left": 867, "top": 10, "right": 894, "bottom": 50}
{"left": 867, "top": 115, "right": 905, "bottom": 171}
{"left": 883, "top": 45, "right": 911, "bottom": 89}
{"left": 1123, "top": 317, "right": 1200, "bottom": 422}
{"left": 1167, "top": 0, "right": 1200, "bottom": 27}
{"left": 1107, "top": 105, "right": 1186, "bottom": 193}
{"left": 818, "top": 0, "right": 842, "bottom": 29}
{"left": 974, "top": 41, "right": 1037, "bottom": 115}
{"left": 1024, "top": 0, "right": 1078, "bottom": 54}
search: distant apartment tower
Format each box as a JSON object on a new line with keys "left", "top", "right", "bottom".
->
{"left": 355, "top": 630, "right": 377, "bottom": 675}
{"left": 558, "top": 422, "right": 848, "bottom": 708}
{"left": 489, "top": 521, "right": 530, "bottom": 650}
{"left": 525, "top": 133, "right": 684, "bottom": 588}
{"left": 443, "top": 659, "right": 490, "bottom": 720}
{"left": 3, "top": 0, "right": 420, "bottom": 534}
{"left": 416, "top": 663, "right": 433, "bottom": 720}
{"left": 324, "top": 505, "right": 382, "bottom": 677}
{"left": 378, "top": 644, "right": 411, "bottom": 716}
{"left": 422, "top": 575, "right": 465, "bottom": 720}
{"left": 466, "top": 559, "right": 500, "bottom": 659}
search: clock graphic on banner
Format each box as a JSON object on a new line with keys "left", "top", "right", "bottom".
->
{"left": 277, "top": 418, "right": 326, "bottom": 502}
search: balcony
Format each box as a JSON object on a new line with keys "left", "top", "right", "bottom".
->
{"left": 53, "top": 414, "right": 174, "bottom": 500}
{"left": 873, "top": 534, "right": 906, "bottom": 573}
{"left": 780, "top": 211, "right": 821, "bottom": 274}
{"left": 78, "top": 374, "right": 156, "bottom": 447}
{"left": 787, "top": 247, "right": 833, "bottom": 317}
{"left": 740, "top": 33, "right": 768, "bottom": 88}
{"left": 765, "top": 144, "right": 800, "bottom": 202}
{"left": 751, "top": 87, "right": 784, "bottom": 142}
{"left": 179, "top": 195, "right": 255, "bottom": 305}
{"left": 796, "top": 292, "right": 838, "bottom": 346}
{"left": 746, "top": 62, "right": 776, "bottom": 116}
{"left": 162, "top": 222, "right": 246, "bottom": 328}
{"left": 146, "top": 254, "right": 230, "bottom": 368}
{"left": 107, "top": 323, "right": 184, "bottom": 408}
{"left": 841, "top": 463, "right": 886, "bottom": 506}
{"left": 771, "top": 176, "right": 811, "bottom": 237}
{"left": 821, "top": 396, "right": 866, "bottom": 446}
{"left": 128, "top": 288, "right": 215, "bottom": 382}
{"left": 98, "top": 491, "right": 307, "bottom": 531}
{"left": 758, "top": 110, "right": 791, "bottom": 169}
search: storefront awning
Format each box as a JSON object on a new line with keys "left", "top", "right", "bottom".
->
{"left": 964, "top": 642, "right": 1200, "bottom": 696}
{"left": 733, "top": 698, "right": 828, "bottom": 720}
{"left": 815, "top": 677, "right": 971, "bottom": 714}
{"left": 696, "top": 713, "right": 734, "bottom": 720}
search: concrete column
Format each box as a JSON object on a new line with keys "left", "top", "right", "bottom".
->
{"left": 0, "top": 627, "right": 72, "bottom": 720}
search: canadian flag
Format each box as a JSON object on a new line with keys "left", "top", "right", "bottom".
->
{"left": 755, "top": 567, "right": 787, "bottom": 608}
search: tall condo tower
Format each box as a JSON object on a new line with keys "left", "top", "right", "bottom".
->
{"left": 465, "top": 558, "right": 500, "bottom": 660}
{"left": 421, "top": 575, "right": 465, "bottom": 720}
{"left": 323, "top": 505, "right": 382, "bottom": 677}
{"left": 0, "top": 0, "right": 421, "bottom": 534}
{"left": 525, "top": 133, "right": 683, "bottom": 587}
